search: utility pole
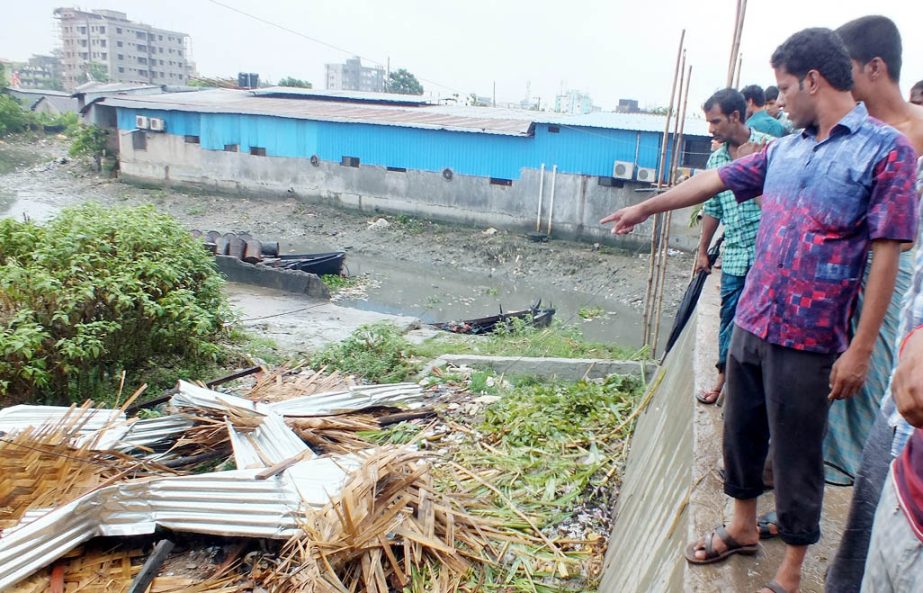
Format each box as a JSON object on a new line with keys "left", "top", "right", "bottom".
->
{"left": 492, "top": 80, "right": 496, "bottom": 107}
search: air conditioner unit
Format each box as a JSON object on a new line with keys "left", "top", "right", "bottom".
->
{"left": 612, "top": 160, "right": 634, "bottom": 180}
{"left": 149, "top": 118, "right": 165, "bottom": 132}
{"left": 636, "top": 167, "right": 658, "bottom": 183}
{"left": 135, "top": 115, "right": 149, "bottom": 129}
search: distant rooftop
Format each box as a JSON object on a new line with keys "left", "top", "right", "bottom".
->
{"left": 252, "top": 87, "right": 430, "bottom": 106}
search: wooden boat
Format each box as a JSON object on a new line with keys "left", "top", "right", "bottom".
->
{"left": 268, "top": 251, "right": 347, "bottom": 276}
{"left": 431, "top": 301, "right": 555, "bottom": 335}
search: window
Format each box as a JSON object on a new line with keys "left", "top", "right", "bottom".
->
{"left": 489, "top": 178, "right": 513, "bottom": 186}
{"left": 118, "top": 67, "right": 124, "bottom": 73}
{"left": 100, "top": 40, "right": 106, "bottom": 47}
{"left": 132, "top": 131, "right": 147, "bottom": 150}
{"left": 159, "top": 60, "right": 164, "bottom": 65}
{"left": 117, "top": 27, "right": 122, "bottom": 33}
{"left": 99, "top": 26, "right": 105, "bottom": 33}
{"left": 548, "top": 125, "right": 561, "bottom": 133}
{"left": 159, "top": 35, "right": 163, "bottom": 40}
{"left": 159, "top": 47, "right": 164, "bottom": 53}
{"left": 118, "top": 54, "right": 124, "bottom": 60}
{"left": 386, "top": 166, "right": 407, "bottom": 172}
{"left": 250, "top": 147, "right": 267, "bottom": 156}
{"left": 341, "top": 156, "right": 360, "bottom": 167}
{"left": 224, "top": 144, "right": 238, "bottom": 152}
{"left": 117, "top": 41, "right": 123, "bottom": 47}
{"left": 100, "top": 53, "right": 107, "bottom": 60}
{"left": 78, "top": 26, "right": 86, "bottom": 34}
{"left": 681, "top": 138, "right": 711, "bottom": 169}
{"left": 184, "top": 135, "right": 200, "bottom": 144}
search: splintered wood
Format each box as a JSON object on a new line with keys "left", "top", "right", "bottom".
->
{"left": 5, "top": 547, "right": 240, "bottom": 593}
{"left": 259, "top": 448, "right": 506, "bottom": 593}
{"left": 0, "top": 405, "right": 155, "bottom": 529}
{"left": 245, "top": 366, "right": 354, "bottom": 403}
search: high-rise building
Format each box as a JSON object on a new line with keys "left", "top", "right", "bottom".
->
{"left": 54, "top": 7, "right": 191, "bottom": 91}
{"left": 325, "top": 57, "right": 385, "bottom": 93}
{"left": 554, "top": 90, "right": 596, "bottom": 115}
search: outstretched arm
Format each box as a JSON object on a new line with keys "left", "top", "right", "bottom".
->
{"left": 600, "top": 169, "right": 727, "bottom": 235}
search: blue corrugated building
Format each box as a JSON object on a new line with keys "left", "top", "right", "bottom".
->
{"left": 96, "top": 88, "right": 713, "bottom": 250}
{"left": 105, "top": 88, "right": 710, "bottom": 182}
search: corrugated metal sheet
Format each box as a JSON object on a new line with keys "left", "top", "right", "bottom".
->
{"left": 253, "top": 86, "right": 431, "bottom": 105}
{"left": 116, "top": 414, "right": 196, "bottom": 451}
{"left": 105, "top": 90, "right": 534, "bottom": 136}
{"left": 0, "top": 405, "right": 128, "bottom": 450}
{"left": 170, "top": 380, "right": 424, "bottom": 418}
{"left": 0, "top": 458, "right": 355, "bottom": 589}
{"left": 268, "top": 383, "right": 424, "bottom": 417}
{"left": 228, "top": 413, "right": 311, "bottom": 470}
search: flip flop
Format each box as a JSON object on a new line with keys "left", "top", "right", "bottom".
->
{"left": 758, "top": 580, "right": 793, "bottom": 593}
{"left": 758, "top": 511, "right": 779, "bottom": 540}
{"left": 696, "top": 389, "right": 721, "bottom": 405}
{"left": 684, "top": 525, "right": 760, "bottom": 565}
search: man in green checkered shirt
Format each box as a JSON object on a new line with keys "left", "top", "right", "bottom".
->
{"left": 695, "top": 88, "right": 772, "bottom": 404}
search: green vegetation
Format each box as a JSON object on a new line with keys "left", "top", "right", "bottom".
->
{"left": 386, "top": 68, "right": 424, "bottom": 95}
{"left": 69, "top": 124, "right": 109, "bottom": 170}
{"left": 0, "top": 95, "right": 36, "bottom": 136}
{"left": 577, "top": 305, "right": 606, "bottom": 320}
{"left": 278, "top": 76, "right": 312, "bottom": 88}
{"left": 320, "top": 273, "right": 361, "bottom": 293}
{"left": 417, "top": 317, "right": 647, "bottom": 361}
{"left": 310, "top": 322, "right": 418, "bottom": 383}
{"left": 0, "top": 204, "right": 233, "bottom": 404}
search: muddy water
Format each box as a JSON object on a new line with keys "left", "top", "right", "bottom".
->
{"left": 0, "top": 144, "right": 60, "bottom": 222}
{"left": 283, "top": 240, "right": 671, "bottom": 348}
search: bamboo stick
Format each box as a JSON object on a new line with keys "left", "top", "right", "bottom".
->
{"left": 652, "top": 63, "right": 694, "bottom": 355}
{"left": 643, "top": 29, "right": 685, "bottom": 348}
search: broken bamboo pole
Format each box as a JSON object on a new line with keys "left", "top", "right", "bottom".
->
{"left": 643, "top": 28, "right": 685, "bottom": 349}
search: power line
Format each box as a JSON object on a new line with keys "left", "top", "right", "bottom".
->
{"left": 202, "top": 0, "right": 464, "bottom": 95}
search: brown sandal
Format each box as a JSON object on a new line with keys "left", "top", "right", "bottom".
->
{"left": 684, "top": 525, "right": 760, "bottom": 565}
{"left": 758, "top": 580, "right": 793, "bottom": 593}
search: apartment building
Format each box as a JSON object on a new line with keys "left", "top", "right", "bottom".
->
{"left": 54, "top": 7, "right": 190, "bottom": 91}
{"left": 325, "top": 57, "right": 385, "bottom": 93}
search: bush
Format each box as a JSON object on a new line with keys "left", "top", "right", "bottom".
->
{"left": 310, "top": 322, "right": 417, "bottom": 383}
{"left": 69, "top": 124, "right": 109, "bottom": 170}
{"left": 0, "top": 94, "right": 36, "bottom": 136}
{"left": 0, "top": 204, "right": 231, "bottom": 403}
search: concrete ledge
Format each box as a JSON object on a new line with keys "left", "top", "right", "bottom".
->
{"left": 422, "top": 354, "right": 655, "bottom": 381}
{"left": 599, "top": 274, "right": 850, "bottom": 593}
{"left": 214, "top": 256, "right": 330, "bottom": 300}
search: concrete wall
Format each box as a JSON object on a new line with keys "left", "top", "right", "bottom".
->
{"left": 119, "top": 132, "right": 701, "bottom": 251}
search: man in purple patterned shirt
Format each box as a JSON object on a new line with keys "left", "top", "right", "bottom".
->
{"left": 601, "top": 28, "right": 919, "bottom": 593}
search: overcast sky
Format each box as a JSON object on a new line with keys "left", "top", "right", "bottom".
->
{"left": 3, "top": 1, "right": 922, "bottom": 111}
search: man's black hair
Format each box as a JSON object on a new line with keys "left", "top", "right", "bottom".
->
{"left": 913, "top": 80, "right": 923, "bottom": 92}
{"left": 836, "top": 16, "right": 902, "bottom": 82}
{"left": 740, "top": 84, "right": 766, "bottom": 106}
{"left": 765, "top": 86, "right": 780, "bottom": 102}
{"left": 770, "top": 28, "right": 853, "bottom": 92}
{"left": 703, "top": 88, "right": 747, "bottom": 121}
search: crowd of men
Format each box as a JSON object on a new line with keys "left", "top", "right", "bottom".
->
{"left": 601, "top": 15, "right": 923, "bottom": 593}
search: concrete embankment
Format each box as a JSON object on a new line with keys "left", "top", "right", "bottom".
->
{"left": 600, "top": 274, "right": 850, "bottom": 593}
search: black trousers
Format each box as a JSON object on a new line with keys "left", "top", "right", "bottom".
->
{"left": 723, "top": 326, "right": 838, "bottom": 546}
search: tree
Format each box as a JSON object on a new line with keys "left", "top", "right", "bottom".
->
{"left": 0, "top": 95, "right": 36, "bottom": 135}
{"left": 81, "top": 62, "right": 109, "bottom": 84}
{"left": 0, "top": 62, "right": 6, "bottom": 87}
{"left": 386, "top": 68, "right": 423, "bottom": 95}
{"left": 278, "top": 76, "right": 312, "bottom": 89}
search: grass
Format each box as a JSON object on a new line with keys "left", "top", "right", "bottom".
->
{"left": 362, "top": 372, "right": 648, "bottom": 592}
{"left": 577, "top": 306, "right": 606, "bottom": 320}
{"left": 416, "top": 317, "right": 648, "bottom": 361}
{"left": 320, "top": 273, "right": 361, "bottom": 292}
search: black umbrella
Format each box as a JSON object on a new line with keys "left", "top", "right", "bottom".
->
{"left": 663, "top": 235, "right": 724, "bottom": 355}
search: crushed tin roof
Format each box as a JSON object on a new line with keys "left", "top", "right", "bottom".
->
{"left": 0, "top": 404, "right": 128, "bottom": 449}
{"left": 170, "top": 379, "right": 424, "bottom": 417}
{"left": 98, "top": 88, "right": 710, "bottom": 137}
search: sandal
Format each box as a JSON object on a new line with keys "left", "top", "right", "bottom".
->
{"left": 758, "top": 511, "right": 779, "bottom": 540}
{"left": 758, "top": 580, "right": 793, "bottom": 593}
{"left": 696, "top": 389, "right": 721, "bottom": 405}
{"left": 684, "top": 525, "right": 760, "bottom": 565}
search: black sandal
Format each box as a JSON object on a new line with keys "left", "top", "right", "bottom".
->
{"left": 684, "top": 525, "right": 760, "bottom": 565}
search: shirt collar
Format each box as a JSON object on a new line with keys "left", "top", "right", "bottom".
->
{"left": 801, "top": 102, "right": 869, "bottom": 138}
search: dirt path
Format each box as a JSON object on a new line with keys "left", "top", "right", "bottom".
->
{"left": 0, "top": 137, "right": 695, "bottom": 338}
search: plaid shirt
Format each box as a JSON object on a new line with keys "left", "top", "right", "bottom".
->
{"left": 702, "top": 128, "right": 774, "bottom": 276}
{"left": 886, "top": 156, "right": 923, "bottom": 456}
{"left": 719, "top": 103, "right": 919, "bottom": 354}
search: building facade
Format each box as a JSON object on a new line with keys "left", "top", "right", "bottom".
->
{"left": 554, "top": 90, "right": 596, "bottom": 115}
{"left": 325, "top": 57, "right": 386, "bottom": 93}
{"left": 54, "top": 7, "right": 190, "bottom": 91}
{"left": 97, "top": 89, "right": 711, "bottom": 250}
